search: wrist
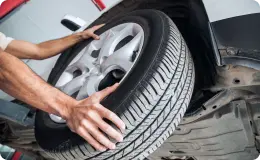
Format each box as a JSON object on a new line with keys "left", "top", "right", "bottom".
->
{"left": 46, "top": 90, "right": 78, "bottom": 119}
{"left": 74, "top": 32, "right": 85, "bottom": 42}
{"left": 58, "top": 97, "right": 78, "bottom": 120}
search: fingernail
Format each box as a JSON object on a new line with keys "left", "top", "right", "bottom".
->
{"left": 110, "top": 144, "right": 116, "bottom": 150}
{"left": 100, "top": 147, "right": 106, "bottom": 152}
{"left": 118, "top": 136, "right": 123, "bottom": 142}
{"left": 121, "top": 124, "right": 126, "bottom": 131}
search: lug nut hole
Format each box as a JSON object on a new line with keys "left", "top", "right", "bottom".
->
{"left": 233, "top": 78, "right": 240, "bottom": 84}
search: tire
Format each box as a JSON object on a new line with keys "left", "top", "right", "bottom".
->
{"left": 35, "top": 9, "right": 195, "bottom": 160}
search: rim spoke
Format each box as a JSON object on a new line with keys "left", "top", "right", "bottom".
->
{"left": 122, "top": 31, "right": 143, "bottom": 51}
{"left": 61, "top": 74, "right": 87, "bottom": 95}
{"left": 76, "top": 75, "right": 102, "bottom": 100}
{"left": 115, "top": 31, "right": 143, "bottom": 60}
{"left": 98, "top": 24, "right": 135, "bottom": 64}
{"left": 100, "top": 53, "right": 133, "bottom": 73}
{"left": 68, "top": 43, "right": 97, "bottom": 73}
{"left": 49, "top": 114, "right": 66, "bottom": 123}
{"left": 100, "top": 31, "right": 143, "bottom": 73}
{"left": 56, "top": 72, "right": 74, "bottom": 88}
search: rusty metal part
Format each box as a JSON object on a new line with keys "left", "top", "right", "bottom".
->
{"left": 226, "top": 47, "right": 238, "bottom": 56}
{"left": 210, "top": 65, "right": 260, "bottom": 91}
{"left": 181, "top": 89, "right": 254, "bottom": 124}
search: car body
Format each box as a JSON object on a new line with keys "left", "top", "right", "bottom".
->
{"left": 0, "top": 0, "right": 260, "bottom": 160}
{"left": 0, "top": 0, "right": 259, "bottom": 101}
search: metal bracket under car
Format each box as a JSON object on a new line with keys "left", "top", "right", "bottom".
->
{"left": 149, "top": 89, "right": 260, "bottom": 160}
{"left": 0, "top": 99, "right": 34, "bottom": 127}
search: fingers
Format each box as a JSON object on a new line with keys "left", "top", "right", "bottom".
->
{"left": 89, "top": 24, "right": 105, "bottom": 40}
{"left": 92, "top": 24, "right": 105, "bottom": 31}
{"left": 81, "top": 119, "right": 116, "bottom": 150}
{"left": 77, "top": 126, "right": 107, "bottom": 151}
{"left": 91, "top": 115, "right": 123, "bottom": 142}
{"left": 95, "top": 83, "right": 119, "bottom": 101}
{"left": 96, "top": 104, "right": 125, "bottom": 132}
{"left": 67, "top": 121, "right": 76, "bottom": 133}
{"left": 82, "top": 24, "right": 104, "bottom": 40}
{"left": 90, "top": 33, "right": 100, "bottom": 40}
{"left": 79, "top": 83, "right": 119, "bottom": 106}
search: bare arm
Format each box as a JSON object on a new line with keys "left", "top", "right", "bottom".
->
{"left": 5, "top": 24, "right": 104, "bottom": 60}
{"left": 0, "top": 50, "right": 125, "bottom": 151}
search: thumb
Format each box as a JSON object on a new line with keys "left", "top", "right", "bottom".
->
{"left": 91, "top": 33, "right": 100, "bottom": 40}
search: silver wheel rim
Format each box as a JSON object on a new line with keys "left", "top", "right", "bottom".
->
{"left": 50, "top": 23, "right": 145, "bottom": 123}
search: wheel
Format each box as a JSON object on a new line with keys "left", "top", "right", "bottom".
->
{"left": 35, "top": 9, "right": 195, "bottom": 160}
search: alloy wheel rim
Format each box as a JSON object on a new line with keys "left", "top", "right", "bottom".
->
{"left": 50, "top": 23, "right": 145, "bottom": 123}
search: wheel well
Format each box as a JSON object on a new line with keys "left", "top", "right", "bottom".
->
{"left": 139, "top": 0, "right": 216, "bottom": 88}
{"left": 149, "top": 0, "right": 217, "bottom": 113}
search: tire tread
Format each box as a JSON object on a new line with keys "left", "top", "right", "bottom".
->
{"left": 49, "top": 9, "right": 195, "bottom": 160}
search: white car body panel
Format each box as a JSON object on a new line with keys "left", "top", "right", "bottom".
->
{"left": 0, "top": 0, "right": 259, "bottom": 101}
{"left": 202, "top": 0, "right": 260, "bottom": 22}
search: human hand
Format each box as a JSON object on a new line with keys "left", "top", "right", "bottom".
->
{"left": 80, "top": 24, "right": 105, "bottom": 40}
{"left": 62, "top": 83, "right": 125, "bottom": 151}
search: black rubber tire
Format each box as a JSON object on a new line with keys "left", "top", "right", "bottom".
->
{"left": 35, "top": 9, "right": 195, "bottom": 160}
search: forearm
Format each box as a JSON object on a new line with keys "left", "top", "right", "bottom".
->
{"left": 36, "top": 33, "right": 84, "bottom": 59}
{"left": 6, "top": 24, "right": 103, "bottom": 60}
{"left": 0, "top": 50, "right": 76, "bottom": 117}
{"left": 6, "top": 33, "right": 84, "bottom": 60}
